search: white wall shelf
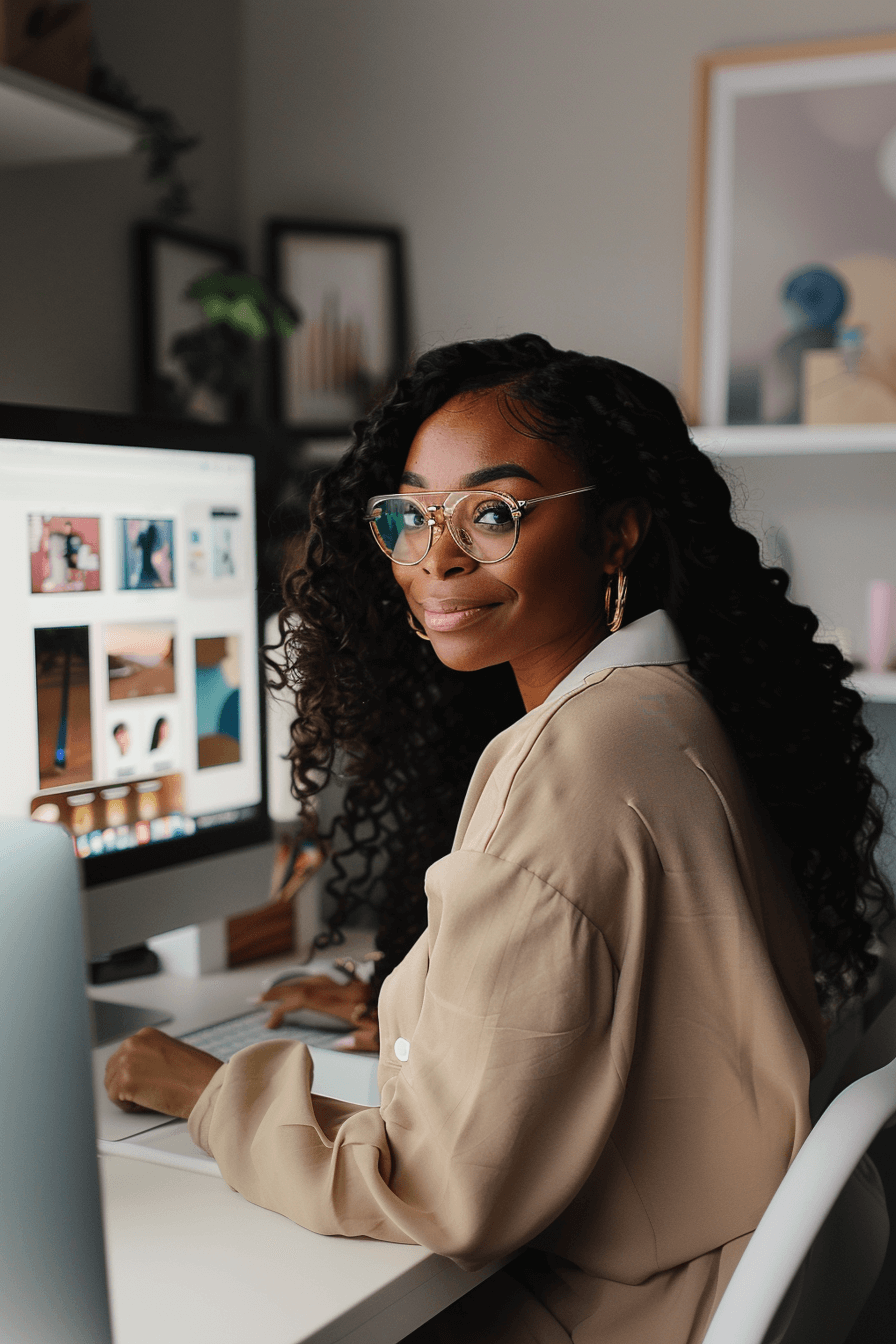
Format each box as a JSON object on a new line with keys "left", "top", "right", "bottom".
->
{"left": 850, "top": 672, "right": 896, "bottom": 703}
{"left": 0, "top": 64, "right": 141, "bottom": 167}
{"left": 692, "top": 424, "right": 896, "bottom": 457}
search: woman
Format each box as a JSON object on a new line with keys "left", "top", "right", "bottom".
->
{"left": 106, "top": 334, "right": 893, "bottom": 1343}
{"left": 135, "top": 521, "right": 163, "bottom": 588}
{"left": 149, "top": 716, "right": 170, "bottom": 752}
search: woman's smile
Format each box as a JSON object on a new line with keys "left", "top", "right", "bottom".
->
{"left": 420, "top": 600, "right": 500, "bottom": 633}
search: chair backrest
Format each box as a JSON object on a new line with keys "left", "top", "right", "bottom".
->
{"left": 701, "top": 1045, "right": 896, "bottom": 1344}
{"left": 0, "top": 818, "right": 113, "bottom": 1344}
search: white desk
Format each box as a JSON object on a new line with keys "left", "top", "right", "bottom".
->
{"left": 90, "top": 950, "right": 504, "bottom": 1344}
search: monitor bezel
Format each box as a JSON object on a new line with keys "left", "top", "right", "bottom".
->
{"left": 1, "top": 401, "right": 273, "bottom": 888}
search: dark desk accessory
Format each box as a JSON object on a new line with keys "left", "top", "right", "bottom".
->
{"left": 89, "top": 942, "right": 160, "bottom": 985}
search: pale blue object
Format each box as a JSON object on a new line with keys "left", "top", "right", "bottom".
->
{"left": 837, "top": 326, "right": 865, "bottom": 377}
{"left": 0, "top": 819, "right": 113, "bottom": 1343}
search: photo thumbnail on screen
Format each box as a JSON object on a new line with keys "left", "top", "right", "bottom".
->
{"left": 29, "top": 515, "right": 101, "bottom": 593}
{"left": 212, "top": 509, "right": 238, "bottom": 578}
{"left": 31, "top": 772, "right": 191, "bottom": 857}
{"left": 184, "top": 504, "right": 245, "bottom": 598}
{"left": 195, "top": 635, "right": 241, "bottom": 768}
{"left": 106, "top": 704, "right": 179, "bottom": 779}
{"left": 110, "top": 711, "right": 175, "bottom": 757}
{"left": 119, "top": 517, "right": 175, "bottom": 590}
{"left": 106, "top": 623, "right": 176, "bottom": 701}
{"left": 34, "top": 625, "right": 93, "bottom": 789}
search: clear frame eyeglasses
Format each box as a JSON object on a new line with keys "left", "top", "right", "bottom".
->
{"left": 364, "top": 486, "right": 597, "bottom": 566}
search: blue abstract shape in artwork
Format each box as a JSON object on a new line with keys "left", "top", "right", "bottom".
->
{"left": 218, "top": 688, "right": 240, "bottom": 742}
{"left": 782, "top": 267, "right": 847, "bottom": 331}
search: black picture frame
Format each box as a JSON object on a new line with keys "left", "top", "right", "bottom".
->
{"left": 134, "top": 222, "right": 247, "bottom": 422}
{"left": 266, "top": 219, "right": 408, "bottom": 433}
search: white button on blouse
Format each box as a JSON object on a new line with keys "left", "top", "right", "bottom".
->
{"left": 394, "top": 1037, "right": 410, "bottom": 1062}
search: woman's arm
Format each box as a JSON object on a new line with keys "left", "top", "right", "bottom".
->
{"left": 104, "top": 974, "right": 379, "bottom": 1117}
{"left": 186, "top": 846, "right": 636, "bottom": 1269}
{"left": 105, "top": 1030, "right": 222, "bottom": 1117}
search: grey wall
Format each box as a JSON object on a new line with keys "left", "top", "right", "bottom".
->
{"left": 720, "top": 451, "right": 896, "bottom": 662}
{"left": 0, "top": 0, "right": 241, "bottom": 412}
{"left": 239, "top": 0, "right": 896, "bottom": 393}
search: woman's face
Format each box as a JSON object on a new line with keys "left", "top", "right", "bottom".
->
{"left": 392, "top": 390, "right": 646, "bottom": 709}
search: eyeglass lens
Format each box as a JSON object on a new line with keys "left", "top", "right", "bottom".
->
{"left": 369, "top": 494, "right": 518, "bottom": 563}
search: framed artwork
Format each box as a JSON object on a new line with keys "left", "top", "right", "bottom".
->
{"left": 134, "top": 222, "right": 246, "bottom": 421}
{"left": 266, "top": 220, "right": 408, "bottom": 433}
{"left": 683, "top": 31, "right": 896, "bottom": 427}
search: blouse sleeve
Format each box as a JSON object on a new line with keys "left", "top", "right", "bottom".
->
{"left": 188, "top": 845, "right": 642, "bottom": 1270}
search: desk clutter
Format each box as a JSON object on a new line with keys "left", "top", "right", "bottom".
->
{"left": 226, "top": 832, "right": 326, "bottom": 966}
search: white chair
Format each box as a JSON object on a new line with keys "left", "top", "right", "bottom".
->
{"left": 702, "top": 996, "right": 896, "bottom": 1344}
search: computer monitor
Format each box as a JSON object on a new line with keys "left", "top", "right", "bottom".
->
{"left": 0, "top": 404, "right": 276, "bottom": 1014}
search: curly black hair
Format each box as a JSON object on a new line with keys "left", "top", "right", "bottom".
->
{"left": 271, "top": 332, "right": 894, "bottom": 1019}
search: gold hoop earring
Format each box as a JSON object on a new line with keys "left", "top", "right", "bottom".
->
{"left": 605, "top": 570, "right": 627, "bottom": 633}
{"left": 407, "top": 610, "right": 431, "bottom": 641}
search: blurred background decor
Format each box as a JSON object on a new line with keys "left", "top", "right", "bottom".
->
{"left": 684, "top": 31, "right": 896, "bottom": 427}
{"left": 266, "top": 219, "right": 408, "bottom": 434}
{"left": 0, "top": 0, "right": 91, "bottom": 92}
{"left": 88, "top": 59, "right": 200, "bottom": 220}
{"left": 0, "top": 3, "right": 201, "bottom": 217}
{"left": 135, "top": 222, "right": 300, "bottom": 423}
{"left": 800, "top": 255, "right": 896, "bottom": 425}
{"left": 135, "top": 222, "right": 244, "bottom": 419}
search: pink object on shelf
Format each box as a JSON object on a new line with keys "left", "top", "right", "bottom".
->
{"left": 866, "top": 581, "right": 895, "bottom": 673}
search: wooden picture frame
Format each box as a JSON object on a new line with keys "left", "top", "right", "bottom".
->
{"left": 266, "top": 220, "right": 408, "bottom": 434}
{"left": 134, "top": 222, "right": 246, "bottom": 421}
{"left": 683, "top": 31, "right": 896, "bottom": 428}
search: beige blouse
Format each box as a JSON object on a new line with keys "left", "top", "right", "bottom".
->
{"left": 189, "top": 620, "right": 827, "bottom": 1344}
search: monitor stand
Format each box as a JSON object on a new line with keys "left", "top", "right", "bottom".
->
{"left": 89, "top": 998, "right": 171, "bottom": 1046}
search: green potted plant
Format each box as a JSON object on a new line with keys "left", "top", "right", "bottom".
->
{"left": 164, "top": 272, "right": 300, "bottom": 420}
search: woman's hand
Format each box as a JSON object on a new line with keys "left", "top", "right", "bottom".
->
{"left": 259, "top": 974, "right": 379, "bottom": 1053}
{"left": 104, "top": 1028, "right": 222, "bottom": 1118}
{"left": 335, "top": 1017, "right": 379, "bottom": 1054}
{"left": 259, "top": 974, "right": 369, "bottom": 1027}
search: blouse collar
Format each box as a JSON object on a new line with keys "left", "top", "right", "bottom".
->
{"left": 545, "top": 609, "right": 689, "bottom": 706}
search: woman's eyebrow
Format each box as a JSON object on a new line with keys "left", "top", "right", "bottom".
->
{"left": 399, "top": 462, "right": 541, "bottom": 488}
{"left": 462, "top": 463, "right": 541, "bottom": 486}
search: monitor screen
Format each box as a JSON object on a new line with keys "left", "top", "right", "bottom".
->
{"left": 0, "top": 405, "right": 270, "bottom": 889}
